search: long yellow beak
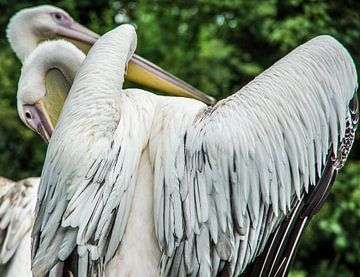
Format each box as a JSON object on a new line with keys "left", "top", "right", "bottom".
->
{"left": 128, "top": 55, "right": 216, "bottom": 104}
{"left": 57, "top": 22, "right": 216, "bottom": 105}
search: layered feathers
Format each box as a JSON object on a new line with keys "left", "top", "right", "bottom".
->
{"left": 151, "top": 36, "right": 358, "bottom": 276}
{"left": 31, "top": 27, "right": 358, "bottom": 277}
{"left": 0, "top": 177, "right": 39, "bottom": 276}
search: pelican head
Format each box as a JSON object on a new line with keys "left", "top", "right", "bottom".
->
{"left": 7, "top": 5, "right": 98, "bottom": 61}
{"left": 8, "top": 5, "right": 216, "bottom": 105}
{"left": 17, "top": 40, "right": 85, "bottom": 142}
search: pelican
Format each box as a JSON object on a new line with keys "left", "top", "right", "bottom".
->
{"left": 14, "top": 33, "right": 219, "bottom": 277}
{"left": 0, "top": 176, "right": 39, "bottom": 277}
{"left": 17, "top": 40, "right": 85, "bottom": 142}
{"left": 7, "top": 5, "right": 215, "bottom": 107}
{"left": 30, "top": 25, "right": 358, "bottom": 276}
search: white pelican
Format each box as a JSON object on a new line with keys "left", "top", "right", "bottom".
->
{"left": 14, "top": 34, "right": 217, "bottom": 277}
{"left": 17, "top": 40, "right": 85, "bottom": 142}
{"left": 14, "top": 38, "right": 213, "bottom": 276}
{"left": 0, "top": 176, "right": 39, "bottom": 277}
{"left": 7, "top": 5, "right": 215, "bottom": 105}
{"left": 31, "top": 25, "right": 358, "bottom": 277}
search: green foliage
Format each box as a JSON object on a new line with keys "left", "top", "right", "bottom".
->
{"left": 0, "top": 0, "right": 359, "bottom": 275}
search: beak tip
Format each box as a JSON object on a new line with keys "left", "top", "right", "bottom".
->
{"left": 208, "top": 97, "right": 217, "bottom": 106}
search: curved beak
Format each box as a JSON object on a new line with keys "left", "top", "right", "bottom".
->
{"left": 128, "top": 55, "right": 216, "bottom": 104}
{"left": 56, "top": 22, "right": 98, "bottom": 53}
{"left": 23, "top": 102, "right": 53, "bottom": 144}
{"left": 57, "top": 22, "right": 216, "bottom": 105}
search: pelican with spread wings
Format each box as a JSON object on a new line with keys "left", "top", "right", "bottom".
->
{"left": 28, "top": 24, "right": 358, "bottom": 276}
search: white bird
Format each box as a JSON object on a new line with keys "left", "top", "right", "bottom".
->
{"left": 14, "top": 29, "right": 215, "bottom": 277}
{"left": 0, "top": 176, "right": 39, "bottom": 277}
{"left": 30, "top": 25, "right": 358, "bottom": 277}
{"left": 15, "top": 38, "right": 214, "bottom": 276}
{"left": 7, "top": 5, "right": 215, "bottom": 107}
{"left": 17, "top": 39, "right": 86, "bottom": 142}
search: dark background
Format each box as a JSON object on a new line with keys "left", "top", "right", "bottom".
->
{"left": 0, "top": 0, "right": 359, "bottom": 276}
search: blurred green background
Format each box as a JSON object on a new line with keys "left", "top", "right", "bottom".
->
{"left": 0, "top": 0, "right": 359, "bottom": 276}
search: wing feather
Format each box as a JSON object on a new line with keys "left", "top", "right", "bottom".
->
{"left": 0, "top": 177, "right": 38, "bottom": 266}
{"left": 32, "top": 91, "right": 155, "bottom": 276}
{"left": 152, "top": 35, "right": 358, "bottom": 275}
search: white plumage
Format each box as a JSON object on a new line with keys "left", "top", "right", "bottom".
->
{"left": 0, "top": 176, "right": 39, "bottom": 277}
{"left": 7, "top": 5, "right": 97, "bottom": 62}
{"left": 16, "top": 39, "right": 85, "bottom": 142}
{"left": 31, "top": 25, "right": 358, "bottom": 277}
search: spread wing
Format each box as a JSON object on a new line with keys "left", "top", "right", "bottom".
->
{"left": 0, "top": 177, "right": 38, "bottom": 265}
{"left": 152, "top": 35, "right": 358, "bottom": 276}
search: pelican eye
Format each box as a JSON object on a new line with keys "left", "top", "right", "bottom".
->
{"left": 25, "top": 111, "right": 32, "bottom": 119}
{"left": 52, "top": 12, "right": 64, "bottom": 22}
{"left": 51, "top": 12, "right": 71, "bottom": 27}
